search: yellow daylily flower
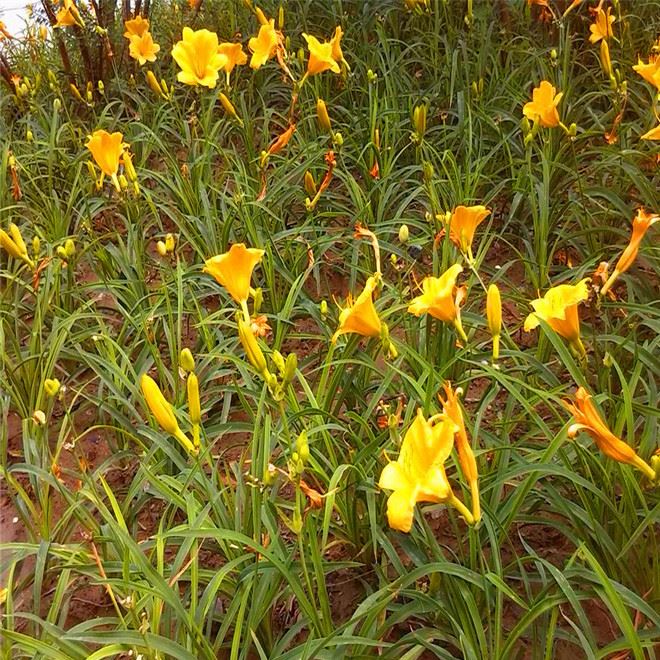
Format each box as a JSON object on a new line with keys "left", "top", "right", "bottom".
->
{"left": 446, "top": 204, "right": 491, "bottom": 258}
{"left": 171, "top": 27, "right": 228, "bottom": 89}
{"left": 123, "top": 16, "right": 149, "bottom": 39}
{"left": 379, "top": 410, "right": 457, "bottom": 533}
{"left": 203, "top": 243, "right": 265, "bottom": 305}
{"left": 588, "top": 6, "right": 614, "bottom": 44}
{"left": 331, "top": 275, "right": 382, "bottom": 343}
{"left": 439, "top": 383, "right": 480, "bottom": 523}
{"left": 248, "top": 19, "right": 278, "bottom": 69}
{"left": 641, "top": 124, "right": 660, "bottom": 140}
{"left": 140, "top": 374, "right": 196, "bottom": 455}
{"left": 218, "top": 42, "right": 248, "bottom": 82}
{"left": 523, "top": 278, "right": 589, "bottom": 353}
{"left": 633, "top": 55, "right": 660, "bottom": 91}
{"left": 128, "top": 31, "right": 160, "bottom": 66}
{"left": 523, "top": 80, "right": 563, "bottom": 128}
{"left": 55, "top": 0, "right": 80, "bottom": 28}
{"left": 86, "top": 129, "right": 125, "bottom": 191}
{"left": 407, "top": 264, "right": 468, "bottom": 342}
{"left": 600, "top": 209, "right": 659, "bottom": 296}
{"left": 302, "top": 33, "right": 340, "bottom": 76}
{"left": 330, "top": 26, "right": 347, "bottom": 68}
{"left": 564, "top": 387, "right": 655, "bottom": 480}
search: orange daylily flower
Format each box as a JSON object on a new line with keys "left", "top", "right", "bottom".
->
{"left": 523, "top": 80, "right": 563, "bottom": 128}
{"left": 378, "top": 410, "right": 458, "bottom": 532}
{"left": 446, "top": 204, "right": 491, "bottom": 259}
{"left": 407, "top": 264, "right": 468, "bottom": 342}
{"left": 171, "top": 28, "right": 228, "bottom": 88}
{"left": 523, "top": 278, "right": 589, "bottom": 354}
{"left": 218, "top": 42, "right": 248, "bottom": 82}
{"left": 267, "top": 124, "right": 296, "bottom": 157}
{"left": 600, "top": 209, "right": 659, "bottom": 296}
{"left": 86, "top": 129, "right": 125, "bottom": 191}
{"left": 332, "top": 276, "right": 382, "bottom": 343}
{"left": 564, "top": 387, "right": 656, "bottom": 480}
{"left": 330, "top": 26, "right": 347, "bottom": 68}
{"left": 128, "top": 31, "right": 160, "bottom": 66}
{"left": 203, "top": 243, "right": 265, "bottom": 305}
{"left": 633, "top": 55, "right": 660, "bottom": 91}
{"left": 123, "top": 16, "right": 149, "bottom": 39}
{"left": 302, "top": 33, "right": 341, "bottom": 76}
{"left": 248, "top": 19, "right": 279, "bottom": 69}
{"left": 589, "top": 6, "right": 615, "bottom": 44}
{"left": 641, "top": 124, "right": 660, "bottom": 140}
{"left": 439, "top": 383, "right": 480, "bottom": 522}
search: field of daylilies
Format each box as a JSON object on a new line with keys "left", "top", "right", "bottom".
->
{"left": 1, "top": 0, "right": 660, "bottom": 657}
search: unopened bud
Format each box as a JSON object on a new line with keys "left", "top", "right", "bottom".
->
{"left": 271, "top": 350, "right": 286, "bottom": 374}
{"left": 283, "top": 352, "right": 297, "bottom": 383}
{"left": 316, "top": 98, "right": 332, "bottom": 133}
{"left": 44, "top": 378, "right": 61, "bottom": 397}
{"left": 165, "top": 233, "right": 175, "bottom": 253}
{"left": 304, "top": 170, "right": 317, "bottom": 197}
{"left": 64, "top": 239, "right": 75, "bottom": 257}
{"left": 320, "top": 300, "right": 328, "bottom": 318}
{"left": 180, "top": 348, "right": 195, "bottom": 372}
{"left": 398, "top": 224, "right": 409, "bottom": 243}
{"left": 156, "top": 241, "right": 167, "bottom": 256}
{"left": 252, "top": 287, "right": 263, "bottom": 312}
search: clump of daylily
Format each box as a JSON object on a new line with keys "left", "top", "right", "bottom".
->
{"left": 599, "top": 209, "right": 658, "bottom": 296}
{"left": 203, "top": 243, "right": 296, "bottom": 400}
{"left": 408, "top": 264, "right": 469, "bottom": 343}
{"left": 523, "top": 278, "right": 590, "bottom": 357}
{"left": 564, "top": 387, "right": 656, "bottom": 481}
{"left": 378, "top": 405, "right": 477, "bottom": 533}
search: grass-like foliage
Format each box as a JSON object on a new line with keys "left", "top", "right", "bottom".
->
{"left": 1, "top": 0, "right": 659, "bottom": 657}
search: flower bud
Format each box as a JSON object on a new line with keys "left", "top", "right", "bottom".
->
{"left": 219, "top": 92, "right": 239, "bottom": 120}
{"left": 32, "top": 236, "right": 40, "bottom": 256}
{"left": 187, "top": 372, "right": 201, "bottom": 425}
{"left": 97, "top": 80, "right": 105, "bottom": 95}
{"left": 486, "top": 284, "right": 502, "bottom": 360}
{"left": 156, "top": 240, "right": 167, "bottom": 256}
{"left": 423, "top": 161, "right": 434, "bottom": 182}
{"left": 238, "top": 318, "right": 268, "bottom": 375}
{"left": 64, "top": 239, "right": 75, "bottom": 257}
{"left": 333, "top": 131, "right": 343, "bottom": 146}
{"left": 278, "top": 5, "right": 284, "bottom": 29}
{"left": 271, "top": 350, "right": 286, "bottom": 374}
{"left": 26, "top": 129, "right": 34, "bottom": 142}
{"left": 180, "top": 348, "right": 195, "bottom": 373}
{"left": 320, "top": 300, "right": 328, "bottom": 318}
{"left": 255, "top": 7, "right": 268, "bottom": 24}
{"left": 252, "top": 287, "right": 263, "bottom": 312}
{"left": 283, "top": 352, "right": 297, "bottom": 384}
{"left": 44, "top": 378, "right": 61, "bottom": 397}
{"left": 398, "top": 224, "right": 409, "bottom": 243}
{"left": 316, "top": 98, "right": 332, "bottom": 133}
{"left": 165, "top": 233, "right": 175, "bottom": 253}
{"left": 413, "top": 103, "right": 427, "bottom": 137}
{"left": 33, "top": 410, "right": 46, "bottom": 425}
{"left": 304, "top": 171, "right": 317, "bottom": 197}
{"left": 53, "top": 98, "right": 61, "bottom": 111}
